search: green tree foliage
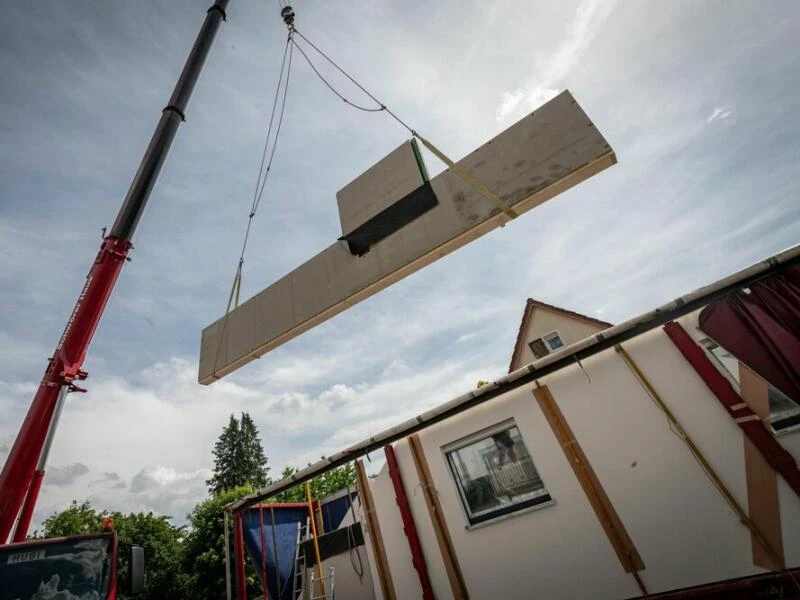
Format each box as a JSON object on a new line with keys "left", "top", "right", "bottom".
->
{"left": 240, "top": 412, "right": 269, "bottom": 489}
{"left": 40, "top": 500, "right": 101, "bottom": 537}
{"left": 34, "top": 415, "right": 357, "bottom": 599}
{"left": 181, "top": 485, "right": 260, "bottom": 599}
{"left": 206, "top": 412, "right": 270, "bottom": 495}
{"left": 271, "top": 463, "right": 357, "bottom": 503}
{"left": 40, "top": 501, "right": 185, "bottom": 600}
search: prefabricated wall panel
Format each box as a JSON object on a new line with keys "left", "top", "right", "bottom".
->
{"left": 337, "top": 139, "right": 428, "bottom": 237}
{"left": 198, "top": 90, "right": 615, "bottom": 384}
{"left": 366, "top": 312, "right": 800, "bottom": 599}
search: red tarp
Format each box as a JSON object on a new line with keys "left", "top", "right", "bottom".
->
{"left": 699, "top": 265, "right": 800, "bottom": 403}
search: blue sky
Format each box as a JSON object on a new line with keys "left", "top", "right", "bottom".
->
{"left": 1, "top": 0, "right": 799, "bottom": 526}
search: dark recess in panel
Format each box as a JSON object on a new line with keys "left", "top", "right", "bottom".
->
{"left": 339, "top": 182, "right": 438, "bottom": 256}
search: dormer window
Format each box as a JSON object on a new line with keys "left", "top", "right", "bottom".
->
{"left": 529, "top": 330, "right": 565, "bottom": 358}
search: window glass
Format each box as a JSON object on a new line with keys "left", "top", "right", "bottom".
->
{"left": 769, "top": 386, "right": 800, "bottom": 432}
{"left": 529, "top": 338, "right": 549, "bottom": 359}
{"left": 445, "top": 424, "right": 551, "bottom": 525}
{"left": 0, "top": 536, "right": 113, "bottom": 600}
{"left": 707, "top": 343, "right": 740, "bottom": 384}
{"left": 703, "top": 339, "right": 800, "bottom": 432}
{"left": 544, "top": 331, "right": 565, "bottom": 350}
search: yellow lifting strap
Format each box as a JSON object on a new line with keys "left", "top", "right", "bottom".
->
{"left": 414, "top": 132, "right": 519, "bottom": 221}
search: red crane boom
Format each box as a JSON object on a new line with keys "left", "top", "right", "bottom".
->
{"left": 0, "top": 0, "right": 231, "bottom": 543}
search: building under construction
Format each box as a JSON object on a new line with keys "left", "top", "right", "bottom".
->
{"left": 226, "top": 245, "right": 800, "bottom": 600}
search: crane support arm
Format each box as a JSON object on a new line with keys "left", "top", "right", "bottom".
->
{"left": 0, "top": 0, "right": 231, "bottom": 543}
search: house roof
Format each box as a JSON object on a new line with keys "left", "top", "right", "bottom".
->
{"left": 508, "top": 298, "right": 613, "bottom": 372}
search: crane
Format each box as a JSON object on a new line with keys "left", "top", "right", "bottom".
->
{"left": 0, "top": 2, "right": 233, "bottom": 596}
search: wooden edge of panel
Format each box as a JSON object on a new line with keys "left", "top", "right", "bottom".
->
{"left": 198, "top": 150, "right": 616, "bottom": 385}
{"left": 355, "top": 459, "right": 396, "bottom": 600}
{"left": 739, "top": 365, "right": 785, "bottom": 570}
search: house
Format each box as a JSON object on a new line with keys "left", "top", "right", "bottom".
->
{"left": 358, "top": 294, "right": 800, "bottom": 597}
{"left": 229, "top": 250, "right": 800, "bottom": 600}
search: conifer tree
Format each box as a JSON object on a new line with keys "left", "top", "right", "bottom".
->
{"left": 206, "top": 412, "right": 270, "bottom": 495}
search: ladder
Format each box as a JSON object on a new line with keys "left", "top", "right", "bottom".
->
{"left": 292, "top": 518, "right": 309, "bottom": 600}
{"left": 309, "top": 567, "right": 335, "bottom": 600}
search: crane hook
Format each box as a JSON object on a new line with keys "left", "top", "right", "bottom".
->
{"left": 281, "top": 5, "right": 295, "bottom": 30}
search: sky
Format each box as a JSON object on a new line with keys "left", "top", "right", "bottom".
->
{"left": 1, "top": 0, "right": 799, "bottom": 528}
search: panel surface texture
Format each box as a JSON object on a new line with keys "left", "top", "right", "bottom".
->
{"left": 199, "top": 90, "right": 616, "bottom": 384}
{"left": 337, "top": 140, "right": 427, "bottom": 236}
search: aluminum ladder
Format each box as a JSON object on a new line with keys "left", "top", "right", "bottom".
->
{"left": 292, "top": 518, "right": 309, "bottom": 599}
{"left": 309, "top": 567, "right": 335, "bottom": 600}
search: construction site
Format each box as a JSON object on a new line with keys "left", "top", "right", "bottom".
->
{"left": 1, "top": 1, "right": 799, "bottom": 599}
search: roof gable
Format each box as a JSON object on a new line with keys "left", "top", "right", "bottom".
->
{"left": 508, "top": 299, "right": 613, "bottom": 372}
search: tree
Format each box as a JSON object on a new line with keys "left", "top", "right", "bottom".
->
{"left": 40, "top": 501, "right": 186, "bottom": 600}
{"left": 240, "top": 412, "right": 269, "bottom": 490}
{"left": 206, "top": 412, "right": 270, "bottom": 495}
{"left": 271, "top": 463, "right": 357, "bottom": 503}
{"left": 40, "top": 500, "right": 101, "bottom": 537}
{"left": 181, "top": 485, "right": 260, "bottom": 600}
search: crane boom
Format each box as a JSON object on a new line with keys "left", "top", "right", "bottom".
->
{"left": 0, "top": 0, "right": 231, "bottom": 543}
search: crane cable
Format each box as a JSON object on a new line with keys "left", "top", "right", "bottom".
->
{"left": 291, "top": 28, "right": 518, "bottom": 220}
{"left": 210, "top": 27, "right": 294, "bottom": 380}
{"left": 212, "top": 7, "right": 517, "bottom": 379}
{"left": 228, "top": 33, "right": 294, "bottom": 314}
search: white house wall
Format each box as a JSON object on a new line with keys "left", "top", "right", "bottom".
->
{"left": 365, "top": 463, "right": 423, "bottom": 600}
{"left": 320, "top": 547, "right": 375, "bottom": 600}
{"left": 368, "top": 311, "right": 800, "bottom": 599}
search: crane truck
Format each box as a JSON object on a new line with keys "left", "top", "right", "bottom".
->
{"left": 0, "top": 2, "right": 231, "bottom": 597}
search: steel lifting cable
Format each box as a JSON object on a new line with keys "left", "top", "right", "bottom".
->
{"left": 232, "top": 33, "right": 294, "bottom": 311}
{"left": 212, "top": 8, "right": 517, "bottom": 379}
{"left": 290, "top": 28, "right": 519, "bottom": 220}
{"left": 210, "top": 27, "right": 294, "bottom": 379}
{"left": 344, "top": 476, "right": 365, "bottom": 580}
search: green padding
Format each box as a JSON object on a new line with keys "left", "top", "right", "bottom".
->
{"left": 411, "top": 137, "right": 429, "bottom": 182}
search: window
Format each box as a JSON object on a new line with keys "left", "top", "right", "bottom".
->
{"left": 444, "top": 421, "right": 551, "bottom": 526}
{"left": 543, "top": 331, "right": 565, "bottom": 351}
{"left": 529, "top": 338, "right": 549, "bottom": 359}
{"left": 529, "top": 331, "right": 565, "bottom": 359}
{"left": 702, "top": 339, "right": 800, "bottom": 433}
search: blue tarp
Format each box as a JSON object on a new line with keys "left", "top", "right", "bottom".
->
{"left": 242, "top": 506, "right": 307, "bottom": 600}
{"left": 320, "top": 491, "right": 357, "bottom": 533}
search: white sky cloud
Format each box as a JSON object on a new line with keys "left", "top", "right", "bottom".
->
{"left": 707, "top": 105, "right": 733, "bottom": 123}
{"left": 46, "top": 463, "right": 90, "bottom": 487}
{"left": 497, "top": 0, "right": 619, "bottom": 120}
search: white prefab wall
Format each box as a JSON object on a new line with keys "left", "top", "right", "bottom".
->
{"left": 320, "top": 546, "right": 375, "bottom": 600}
{"left": 368, "top": 311, "right": 800, "bottom": 599}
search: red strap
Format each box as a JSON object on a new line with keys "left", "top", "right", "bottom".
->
{"left": 663, "top": 321, "right": 800, "bottom": 498}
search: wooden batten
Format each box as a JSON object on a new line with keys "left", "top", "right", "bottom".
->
{"left": 355, "top": 459, "right": 396, "bottom": 600}
{"left": 408, "top": 434, "right": 470, "bottom": 600}
{"left": 533, "top": 384, "right": 647, "bottom": 590}
{"left": 739, "top": 364, "right": 785, "bottom": 570}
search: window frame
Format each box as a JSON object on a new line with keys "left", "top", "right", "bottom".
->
{"left": 442, "top": 419, "right": 553, "bottom": 527}
{"left": 543, "top": 330, "right": 565, "bottom": 352}
{"left": 700, "top": 338, "right": 800, "bottom": 434}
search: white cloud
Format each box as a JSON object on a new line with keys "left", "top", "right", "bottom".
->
{"left": 496, "top": 0, "right": 619, "bottom": 120}
{"left": 46, "top": 463, "right": 90, "bottom": 487}
{"left": 129, "top": 465, "right": 208, "bottom": 493}
{"left": 707, "top": 105, "right": 733, "bottom": 123}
